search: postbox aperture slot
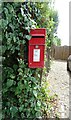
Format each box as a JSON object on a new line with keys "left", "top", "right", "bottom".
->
{"left": 32, "top": 36, "right": 44, "bottom": 38}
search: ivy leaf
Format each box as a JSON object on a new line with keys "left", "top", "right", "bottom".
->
{"left": 10, "top": 74, "right": 15, "bottom": 79}
{"left": 19, "top": 33, "right": 23, "bottom": 37}
{"left": 20, "top": 7, "right": 24, "bottom": 16}
{"left": 21, "top": 40, "right": 25, "bottom": 45}
{"left": 33, "top": 90, "right": 37, "bottom": 98}
{"left": 2, "top": 46, "right": 6, "bottom": 54}
{"left": 37, "top": 101, "right": 41, "bottom": 107}
{"left": 25, "top": 35, "right": 31, "bottom": 40}
{"left": 35, "top": 111, "right": 41, "bottom": 118}
{"left": 13, "top": 36, "right": 16, "bottom": 42}
{"left": 19, "top": 105, "right": 24, "bottom": 112}
{"left": 2, "top": 19, "right": 8, "bottom": 29}
{"left": 7, "top": 79, "right": 13, "bottom": 88}
{"left": 13, "top": 64, "right": 18, "bottom": 71}
{"left": 10, "top": 106, "right": 18, "bottom": 118}
{"left": 9, "top": 23, "right": 14, "bottom": 31}
{"left": 4, "top": 7, "right": 9, "bottom": 18}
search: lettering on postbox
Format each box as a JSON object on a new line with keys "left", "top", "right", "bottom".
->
{"left": 28, "top": 28, "right": 46, "bottom": 68}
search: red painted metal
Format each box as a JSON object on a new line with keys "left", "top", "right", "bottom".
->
{"left": 28, "top": 28, "right": 46, "bottom": 68}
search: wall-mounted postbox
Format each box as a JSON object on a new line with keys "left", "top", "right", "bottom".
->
{"left": 28, "top": 28, "right": 46, "bottom": 68}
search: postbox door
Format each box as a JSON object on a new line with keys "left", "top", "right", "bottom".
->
{"left": 29, "top": 45, "right": 45, "bottom": 68}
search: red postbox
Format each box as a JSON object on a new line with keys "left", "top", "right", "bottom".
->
{"left": 28, "top": 28, "right": 46, "bottom": 68}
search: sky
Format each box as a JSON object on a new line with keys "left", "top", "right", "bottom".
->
{"left": 54, "top": 0, "right": 70, "bottom": 46}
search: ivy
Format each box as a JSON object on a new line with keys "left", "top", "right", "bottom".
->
{"left": 2, "top": 2, "right": 41, "bottom": 119}
{"left": 2, "top": 2, "right": 59, "bottom": 119}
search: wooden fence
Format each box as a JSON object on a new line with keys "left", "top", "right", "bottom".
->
{"left": 51, "top": 45, "right": 71, "bottom": 60}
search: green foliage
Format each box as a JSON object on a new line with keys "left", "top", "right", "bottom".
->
{"left": 53, "top": 36, "right": 61, "bottom": 46}
{"left": 2, "top": 2, "right": 59, "bottom": 119}
{"left": 2, "top": 2, "right": 41, "bottom": 119}
{"left": 33, "top": 2, "right": 59, "bottom": 48}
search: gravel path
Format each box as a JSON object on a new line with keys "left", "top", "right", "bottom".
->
{"left": 47, "top": 60, "right": 70, "bottom": 118}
